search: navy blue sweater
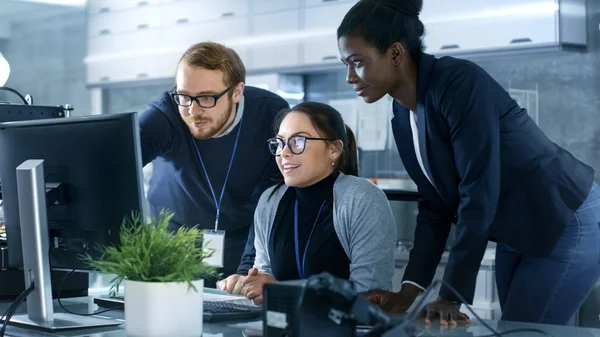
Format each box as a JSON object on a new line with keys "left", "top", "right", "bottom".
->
{"left": 139, "top": 86, "right": 287, "bottom": 275}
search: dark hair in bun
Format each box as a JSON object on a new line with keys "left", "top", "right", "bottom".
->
{"left": 337, "top": 0, "right": 425, "bottom": 60}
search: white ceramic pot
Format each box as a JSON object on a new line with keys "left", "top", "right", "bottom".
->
{"left": 124, "top": 279, "right": 204, "bottom": 337}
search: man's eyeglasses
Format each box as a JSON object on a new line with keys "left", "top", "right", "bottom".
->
{"left": 268, "top": 135, "right": 336, "bottom": 156}
{"left": 171, "top": 86, "right": 233, "bottom": 109}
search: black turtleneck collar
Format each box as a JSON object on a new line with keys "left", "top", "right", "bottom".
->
{"left": 294, "top": 171, "right": 339, "bottom": 207}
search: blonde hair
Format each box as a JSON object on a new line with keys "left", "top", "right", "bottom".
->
{"left": 179, "top": 42, "right": 246, "bottom": 87}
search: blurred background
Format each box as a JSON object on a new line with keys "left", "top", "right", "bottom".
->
{"left": 1, "top": 0, "right": 597, "bottom": 187}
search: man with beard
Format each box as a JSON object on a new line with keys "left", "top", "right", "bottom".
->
{"left": 139, "top": 42, "right": 288, "bottom": 284}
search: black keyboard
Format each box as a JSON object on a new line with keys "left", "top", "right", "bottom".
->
{"left": 93, "top": 296, "right": 262, "bottom": 322}
{"left": 203, "top": 301, "right": 262, "bottom": 322}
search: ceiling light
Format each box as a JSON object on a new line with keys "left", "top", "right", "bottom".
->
{"left": 422, "top": 2, "right": 559, "bottom": 24}
{"left": 18, "top": 0, "right": 86, "bottom": 6}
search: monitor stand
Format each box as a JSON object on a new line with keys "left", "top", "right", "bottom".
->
{"left": 8, "top": 314, "right": 121, "bottom": 331}
{"left": 3, "top": 159, "right": 121, "bottom": 331}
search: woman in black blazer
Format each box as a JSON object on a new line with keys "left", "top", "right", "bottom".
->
{"left": 336, "top": 0, "right": 600, "bottom": 327}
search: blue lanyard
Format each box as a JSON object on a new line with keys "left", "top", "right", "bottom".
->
{"left": 294, "top": 199, "right": 327, "bottom": 280}
{"left": 191, "top": 115, "right": 244, "bottom": 231}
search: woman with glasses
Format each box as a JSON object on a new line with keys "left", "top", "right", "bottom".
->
{"left": 228, "top": 101, "right": 397, "bottom": 305}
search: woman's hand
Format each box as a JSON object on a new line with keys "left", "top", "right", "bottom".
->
{"left": 419, "top": 298, "right": 471, "bottom": 327}
{"left": 217, "top": 274, "right": 247, "bottom": 295}
{"left": 362, "top": 290, "right": 415, "bottom": 313}
{"left": 362, "top": 283, "right": 421, "bottom": 313}
{"left": 241, "top": 268, "right": 276, "bottom": 305}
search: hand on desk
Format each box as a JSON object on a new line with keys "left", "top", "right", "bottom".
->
{"left": 363, "top": 289, "right": 415, "bottom": 313}
{"left": 217, "top": 274, "right": 247, "bottom": 295}
{"left": 419, "top": 298, "right": 471, "bottom": 327}
{"left": 363, "top": 286, "right": 470, "bottom": 327}
{"left": 241, "top": 268, "right": 276, "bottom": 305}
{"left": 413, "top": 321, "right": 474, "bottom": 336}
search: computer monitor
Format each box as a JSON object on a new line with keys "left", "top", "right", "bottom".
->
{"left": 0, "top": 112, "right": 145, "bottom": 330}
{"left": 0, "top": 103, "right": 87, "bottom": 301}
{"left": 0, "top": 112, "right": 146, "bottom": 270}
{"left": 0, "top": 103, "right": 67, "bottom": 199}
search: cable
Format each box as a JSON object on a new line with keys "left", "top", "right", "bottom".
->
{"left": 1, "top": 284, "right": 34, "bottom": 328}
{"left": 404, "top": 280, "right": 554, "bottom": 337}
{"left": 0, "top": 283, "right": 35, "bottom": 337}
{"left": 51, "top": 269, "right": 77, "bottom": 283}
{"left": 0, "top": 87, "right": 28, "bottom": 105}
{"left": 0, "top": 286, "right": 31, "bottom": 334}
{"left": 0, "top": 258, "right": 80, "bottom": 335}
{"left": 56, "top": 269, "right": 123, "bottom": 316}
{"left": 476, "top": 328, "right": 555, "bottom": 337}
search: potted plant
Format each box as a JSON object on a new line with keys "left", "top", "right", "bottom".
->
{"left": 81, "top": 210, "right": 219, "bottom": 337}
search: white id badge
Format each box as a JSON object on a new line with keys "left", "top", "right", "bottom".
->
{"left": 203, "top": 230, "right": 226, "bottom": 268}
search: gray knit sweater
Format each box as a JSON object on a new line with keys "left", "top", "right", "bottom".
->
{"left": 253, "top": 172, "right": 397, "bottom": 292}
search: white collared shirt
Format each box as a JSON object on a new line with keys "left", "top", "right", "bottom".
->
{"left": 410, "top": 110, "right": 433, "bottom": 185}
{"left": 402, "top": 110, "right": 431, "bottom": 292}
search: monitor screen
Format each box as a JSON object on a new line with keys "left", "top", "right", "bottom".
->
{"left": 0, "top": 112, "right": 146, "bottom": 270}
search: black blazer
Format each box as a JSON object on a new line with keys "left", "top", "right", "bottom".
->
{"left": 393, "top": 53, "right": 595, "bottom": 304}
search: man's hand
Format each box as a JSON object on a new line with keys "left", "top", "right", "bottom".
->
{"left": 241, "top": 268, "right": 276, "bottom": 305}
{"left": 362, "top": 283, "right": 422, "bottom": 313}
{"left": 217, "top": 274, "right": 246, "bottom": 295}
{"left": 419, "top": 298, "right": 471, "bottom": 327}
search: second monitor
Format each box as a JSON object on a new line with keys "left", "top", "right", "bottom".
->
{"left": 0, "top": 112, "right": 146, "bottom": 270}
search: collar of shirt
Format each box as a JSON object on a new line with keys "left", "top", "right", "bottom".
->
{"left": 213, "top": 95, "right": 245, "bottom": 138}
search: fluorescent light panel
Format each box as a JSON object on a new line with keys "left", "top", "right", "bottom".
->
{"left": 423, "top": 2, "right": 559, "bottom": 24}
{"left": 18, "top": 0, "right": 86, "bottom": 6}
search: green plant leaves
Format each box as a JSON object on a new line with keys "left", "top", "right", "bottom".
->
{"left": 80, "top": 210, "right": 220, "bottom": 293}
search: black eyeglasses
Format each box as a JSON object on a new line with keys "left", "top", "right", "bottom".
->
{"left": 268, "top": 135, "right": 336, "bottom": 156}
{"left": 171, "top": 86, "right": 233, "bottom": 108}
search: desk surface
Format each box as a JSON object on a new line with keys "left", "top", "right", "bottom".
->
{"left": 2, "top": 296, "right": 600, "bottom": 337}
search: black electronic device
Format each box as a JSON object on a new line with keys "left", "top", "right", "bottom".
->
{"left": 0, "top": 103, "right": 71, "bottom": 123}
{"left": 0, "top": 101, "right": 69, "bottom": 200}
{"left": 0, "top": 112, "right": 145, "bottom": 331}
{"left": 93, "top": 296, "right": 263, "bottom": 322}
{"left": 0, "top": 112, "right": 145, "bottom": 270}
{"left": 263, "top": 272, "right": 414, "bottom": 337}
{"left": 202, "top": 301, "right": 262, "bottom": 322}
{"left": 0, "top": 97, "right": 79, "bottom": 300}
